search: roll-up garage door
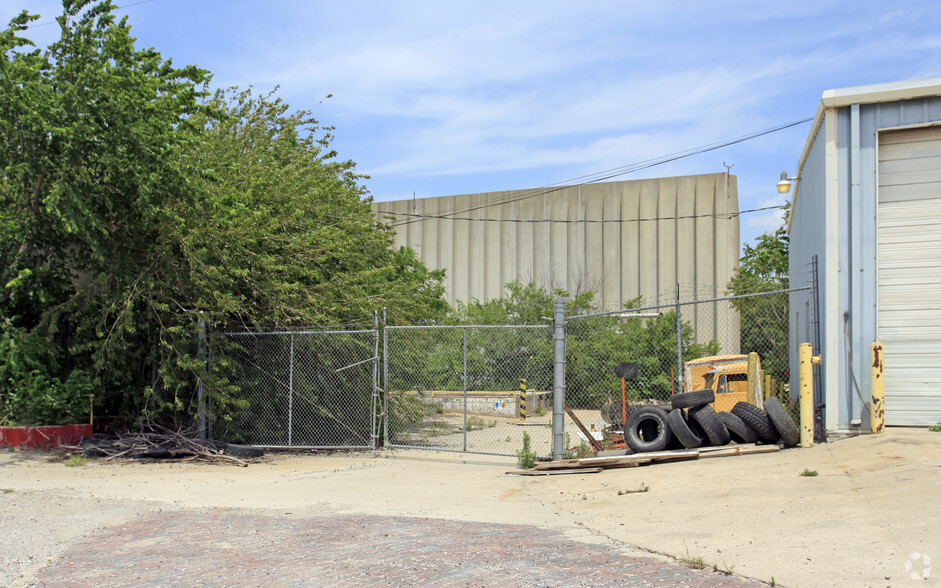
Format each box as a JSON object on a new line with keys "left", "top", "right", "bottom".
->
{"left": 878, "top": 126, "right": 941, "bottom": 425}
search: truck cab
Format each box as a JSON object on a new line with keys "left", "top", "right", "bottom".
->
{"left": 682, "top": 355, "right": 762, "bottom": 412}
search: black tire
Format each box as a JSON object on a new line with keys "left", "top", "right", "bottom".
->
{"left": 603, "top": 400, "right": 631, "bottom": 425}
{"left": 689, "top": 405, "right": 731, "bottom": 446}
{"left": 718, "top": 411, "right": 758, "bottom": 444}
{"left": 624, "top": 406, "right": 673, "bottom": 453}
{"left": 667, "top": 408, "right": 703, "bottom": 449}
{"left": 670, "top": 389, "right": 716, "bottom": 409}
{"left": 221, "top": 443, "right": 265, "bottom": 458}
{"left": 763, "top": 397, "right": 800, "bottom": 447}
{"left": 731, "top": 402, "right": 779, "bottom": 443}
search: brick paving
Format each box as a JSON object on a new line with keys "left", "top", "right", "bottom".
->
{"left": 32, "top": 510, "right": 763, "bottom": 587}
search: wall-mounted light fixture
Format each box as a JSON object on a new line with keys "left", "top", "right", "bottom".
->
{"left": 777, "top": 170, "right": 798, "bottom": 194}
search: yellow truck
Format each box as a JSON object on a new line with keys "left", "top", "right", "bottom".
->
{"left": 681, "top": 354, "right": 763, "bottom": 412}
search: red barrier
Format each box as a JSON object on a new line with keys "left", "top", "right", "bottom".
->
{"left": 0, "top": 424, "right": 92, "bottom": 448}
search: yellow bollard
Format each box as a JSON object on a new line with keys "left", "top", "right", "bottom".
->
{"left": 799, "top": 343, "right": 821, "bottom": 447}
{"left": 871, "top": 343, "right": 884, "bottom": 433}
{"left": 519, "top": 379, "right": 527, "bottom": 421}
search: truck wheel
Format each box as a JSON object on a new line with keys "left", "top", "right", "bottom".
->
{"left": 667, "top": 408, "right": 702, "bottom": 449}
{"left": 670, "top": 389, "right": 716, "bottom": 409}
{"left": 763, "top": 397, "right": 800, "bottom": 447}
{"left": 731, "top": 402, "right": 779, "bottom": 443}
{"left": 689, "top": 405, "right": 731, "bottom": 446}
{"left": 718, "top": 411, "right": 758, "bottom": 443}
{"left": 624, "top": 406, "right": 673, "bottom": 453}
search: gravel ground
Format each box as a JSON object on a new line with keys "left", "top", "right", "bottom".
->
{"left": 2, "top": 427, "right": 939, "bottom": 587}
{"left": 0, "top": 489, "right": 153, "bottom": 587}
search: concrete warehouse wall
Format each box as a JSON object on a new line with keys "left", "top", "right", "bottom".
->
{"left": 373, "top": 173, "right": 741, "bottom": 350}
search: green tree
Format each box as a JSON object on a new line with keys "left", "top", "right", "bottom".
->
{"left": 0, "top": 1, "right": 210, "bottom": 423}
{"left": 170, "top": 87, "right": 447, "bottom": 329}
{"left": 726, "top": 205, "right": 790, "bottom": 380}
{"left": 0, "top": 2, "right": 447, "bottom": 425}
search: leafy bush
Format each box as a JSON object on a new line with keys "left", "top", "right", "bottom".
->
{"left": 0, "top": 323, "right": 91, "bottom": 425}
{"left": 516, "top": 431, "right": 537, "bottom": 469}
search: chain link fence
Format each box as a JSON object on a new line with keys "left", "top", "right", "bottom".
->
{"left": 197, "top": 283, "right": 815, "bottom": 457}
{"left": 210, "top": 329, "right": 379, "bottom": 449}
{"left": 384, "top": 325, "right": 554, "bottom": 457}
{"left": 563, "top": 286, "right": 813, "bottom": 454}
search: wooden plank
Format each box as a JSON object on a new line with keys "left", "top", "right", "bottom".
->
{"left": 583, "top": 449, "right": 700, "bottom": 462}
{"left": 505, "top": 467, "right": 604, "bottom": 476}
{"left": 564, "top": 404, "right": 603, "bottom": 453}
{"left": 530, "top": 444, "right": 782, "bottom": 472}
{"left": 699, "top": 444, "right": 783, "bottom": 458}
{"left": 699, "top": 443, "right": 756, "bottom": 453}
{"left": 534, "top": 455, "right": 658, "bottom": 470}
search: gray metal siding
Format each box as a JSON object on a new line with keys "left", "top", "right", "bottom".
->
{"left": 374, "top": 174, "right": 741, "bottom": 350}
{"left": 789, "top": 123, "right": 828, "bottom": 404}
{"left": 793, "top": 95, "right": 941, "bottom": 431}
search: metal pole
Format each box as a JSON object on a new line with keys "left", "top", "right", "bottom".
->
{"left": 371, "top": 310, "right": 380, "bottom": 450}
{"left": 810, "top": 255, "right": 823, "bottom": 433}
{"left": 463, "top": 327, "right": 468, "bottom": 452}
{"left": 552, "top": 299, "right": 566, "bottom": 460}
{"left": 196, "top": 314, "right": 207, "bottom": 441}
{"left": 383, "top": 308, "right": 389, "bottom": 446}
{"left": 288, "top": 333, "right": 294, "bottom": 447}
{"left": 675, "top": 284, "right": 684, "bottom": 392}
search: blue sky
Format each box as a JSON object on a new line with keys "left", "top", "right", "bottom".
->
{"left": 5, "top": 0, "right": 941, "bottom": 247}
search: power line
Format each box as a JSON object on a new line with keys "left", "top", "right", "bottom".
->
{"left": 388, "top": 117, "right": 812, "bottom": 227}
{"left": 379, "top": 203, "right": 787, "bottom": 224}
{"left": 25, "top": 0, "right": 161, "bottom": 28}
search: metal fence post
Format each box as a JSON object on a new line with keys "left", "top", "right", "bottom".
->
{"left": 675, "top": 284, "right": 683, "bottom": 392}
{"left": 383, "top": 309, "right": 389, "bottom": 446}
{"left": 196, "top": 314, "right": 207, "bottom": 441}
{"left": 552, "top": 299, "right": 566, "bottom": 460}
{"left": 288, "top": 333, "right": 294, "bottom": 447}
{"left": 371, "top": 310, "right": 380, "bottom": 450}
{"left": 463, "top": 327, "right": 468, "bottom": 452}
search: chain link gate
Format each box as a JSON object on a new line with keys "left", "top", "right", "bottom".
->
{"left": 383, "top": 325, "right": 554, "bottom": 457}
{"left": 210, "top": 328, "right": 380, "bottom": 449}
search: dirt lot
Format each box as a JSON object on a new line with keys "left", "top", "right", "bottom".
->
{"left": 1, "top": 427, "right": 939, "bottom": 587}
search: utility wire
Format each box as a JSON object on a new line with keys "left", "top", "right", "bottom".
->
{"left": 378, "top": 203, "right": 787, "bottom": 225}
{"left": 25, "top": 0, "right": 161, "bottom": 28}
{"left": 387, "top": 117, "right": 812, "bottom": 228}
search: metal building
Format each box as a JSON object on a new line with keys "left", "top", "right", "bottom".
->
{"left": 788, "top": 77, "right": 941, "bottom": 430}
{"left": 373, "top": 172, "right": 741, "bottom": 350}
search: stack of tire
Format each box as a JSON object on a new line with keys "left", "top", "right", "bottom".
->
{"left": 622, "top": 390, "right": 799, "bottom": 454}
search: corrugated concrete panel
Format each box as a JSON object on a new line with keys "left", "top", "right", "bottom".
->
{"left": 374, "top": 173, "right": 740, "bottom": 348}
